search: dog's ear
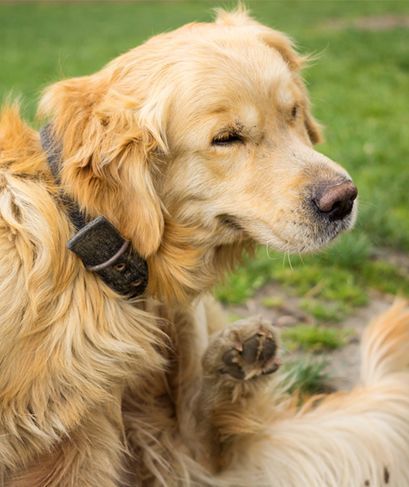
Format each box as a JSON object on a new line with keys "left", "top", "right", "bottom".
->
{"left": 39, "top": 75, "right": 165, "bottom": 257}
{"left": 259, "top": 30, "right": 305, "bottom": 71}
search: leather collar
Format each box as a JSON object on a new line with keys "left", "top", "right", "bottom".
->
{"left": 40, "top": 125, "right": 148, "bottom": 298}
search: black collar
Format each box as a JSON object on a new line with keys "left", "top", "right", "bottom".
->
{"left": 40, "top": 125, "right": 148, "bottom": 298}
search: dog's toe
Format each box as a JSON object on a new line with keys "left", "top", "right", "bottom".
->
{"left": 221, "top": 349, "right": 246, "bottom": 379}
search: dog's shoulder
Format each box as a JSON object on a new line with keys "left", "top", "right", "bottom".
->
{"left": 0, "top": 103, "right": 48, "bottom": 178}
{"left": 0, "top": 103, "right": 60, "bottom": 223}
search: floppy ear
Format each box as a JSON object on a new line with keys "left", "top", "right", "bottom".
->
{"left": 39, "top": 75, "right": 165, "bottom": 258}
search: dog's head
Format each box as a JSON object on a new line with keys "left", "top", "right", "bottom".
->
{"left": 39, "top": 8, "right": 357, "bottom": 300}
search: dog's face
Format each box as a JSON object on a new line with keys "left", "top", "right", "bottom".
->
{"left": 160, "top": 28, "right": 357, "bottom": 253}
{"left": 40, "top": 9, "right": 357, "bottom": 297}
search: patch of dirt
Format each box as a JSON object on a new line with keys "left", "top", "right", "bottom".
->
{"left": 373, "top": 248, "right": 409, "bottom": 276}
{"left": 324, "top": 294, "right": 392, "bottom": 390}
{"left": 324, "top": 15, "right": 409, "bottom": 31}
{"left": 223, "top": 285, "right": 394, "bottom": 392}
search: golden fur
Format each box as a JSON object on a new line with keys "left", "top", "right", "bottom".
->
{"left": 0, "top": 7, "right": 408, "bottom": 486}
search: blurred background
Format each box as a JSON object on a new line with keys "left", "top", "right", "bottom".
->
{"left": 1, "top": 0, "right": 408, "bottom": 394}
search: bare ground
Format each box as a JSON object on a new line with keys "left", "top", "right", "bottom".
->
{"left": 325, "top": 295, "right": 392, "bottom": 390}
{"left": 324, "top": 15, "right": 409, "bottom": 32}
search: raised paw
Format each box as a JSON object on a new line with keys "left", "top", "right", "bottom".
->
{"left": 204, "top": 316, "right": 280, "bottom": 381}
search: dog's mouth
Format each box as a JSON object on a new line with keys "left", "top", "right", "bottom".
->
{"left": 304, "top": 211, "right": 357, "bottom": 251}
{"left": 218, "top": 214, "right": 245, "bottom": 232}
{"left": 217, "top": 202, "right": 357, "bottom": 253}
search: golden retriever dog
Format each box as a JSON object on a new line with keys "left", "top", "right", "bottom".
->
{"left": 0, "top": 6, "right": 409, "bottom": 487}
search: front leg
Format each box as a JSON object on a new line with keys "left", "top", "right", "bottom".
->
{"left": 197, "top": 316, "right": 282, "bottom": 472}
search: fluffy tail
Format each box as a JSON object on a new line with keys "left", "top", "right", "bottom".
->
{"left": 361, "top": 299, "right": 409, "bottom": 386}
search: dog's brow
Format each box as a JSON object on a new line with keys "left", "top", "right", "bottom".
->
{"left": 276, "top": 84, "right": 294, "bottom": 106}
{"left": 213, "top": 124, "right": 242, "bottom": 138}
{"left": 209, "top": 106, "right": 230, "bottom": 115}
{"left": 238, "top": 105, "right": 259, "bottom": 128}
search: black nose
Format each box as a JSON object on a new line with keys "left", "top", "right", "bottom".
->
{"left": 312, "top": 180, "right": 358, "bottom": 221}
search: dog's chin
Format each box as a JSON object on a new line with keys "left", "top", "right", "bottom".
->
{"left": 215, "top": 214, "right": 251, "bottom": 245}
{"left": 218, "top": 214, "right": 246, "bottom": 233}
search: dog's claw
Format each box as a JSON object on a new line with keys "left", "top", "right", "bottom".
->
{"left": 223, "top": 349, "right": 239, "bottom": 366}
{"left": 262, "top": 359, "right": 281, "bottom": 375}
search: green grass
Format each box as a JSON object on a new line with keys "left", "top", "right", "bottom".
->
{"left": 299, "top": 299, "right": 348, "bottom": 323}
{"left": 283, "top": 358, "right": 331, "bottom": 396}
{"left": 216, "top": 242, "right": 409, "bottom": 307}
{"left": 283, "top": 324, "right": 353, "bottom": 353}
{"left": 1, "top": 1, "right": 408, "bottom": 315}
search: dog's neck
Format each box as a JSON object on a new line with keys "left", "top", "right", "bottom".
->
{"left": 147, "top": 221, "right": 253, "bottom": 303}
{"left": 40, "top": 124, "right": 149, "bottom": 299}
{"left": 40, "top": 124, "right": 88, "bottom": 229}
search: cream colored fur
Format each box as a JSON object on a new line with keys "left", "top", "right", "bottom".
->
{"left": 0, "top": 7, "right": 408, "bottom": 487}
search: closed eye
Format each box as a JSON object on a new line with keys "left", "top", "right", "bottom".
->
{"left": 291, "top": 104, "right": 299, "bottom": 120}
{"left": 212, "top": 131, "right": 244, "bottom": 146}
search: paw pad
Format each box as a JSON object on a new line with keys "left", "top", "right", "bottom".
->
{"left": 221, "top": 329, "right": 280, "bottom": 380}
